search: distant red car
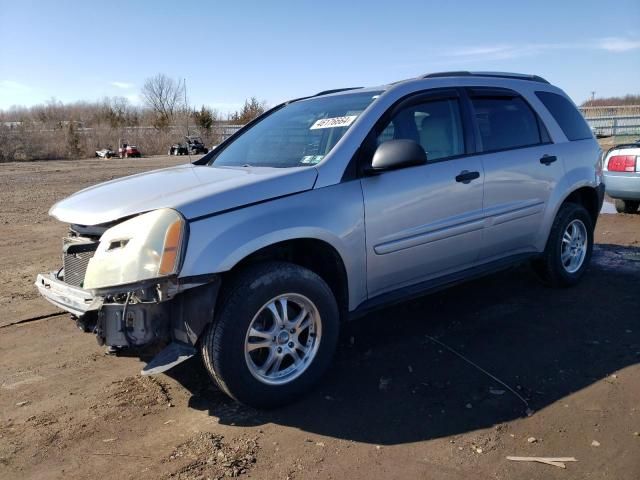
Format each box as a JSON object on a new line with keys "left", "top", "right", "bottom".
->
{"left": 118, "top": 143, "right": 141, "bottom": 158}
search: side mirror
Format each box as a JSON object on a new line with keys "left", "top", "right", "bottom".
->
{"left": 367, "top": 139, "right": 427, "bottom": 174}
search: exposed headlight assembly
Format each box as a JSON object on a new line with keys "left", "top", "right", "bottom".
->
{"left": 84, "top": 209, "right": 187, "bottom": 291}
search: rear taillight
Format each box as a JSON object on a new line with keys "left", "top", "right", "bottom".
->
{"left": 607, "top": 155, "right": 638, "bottom": 172}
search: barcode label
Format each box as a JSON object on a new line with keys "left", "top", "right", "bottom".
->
{"left": 310, "top": 115, "right": 357, "bottom": 130}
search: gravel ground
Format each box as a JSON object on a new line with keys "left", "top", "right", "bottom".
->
{"left": 0, "top": 156, "right": 639, "bottom": 480}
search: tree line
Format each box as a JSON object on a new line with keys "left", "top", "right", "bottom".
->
{"left": 0, "top": 73, "right": 268, "bottom": 162}
{"left": 581, "top": 94, "right": 640, "bottom": 107}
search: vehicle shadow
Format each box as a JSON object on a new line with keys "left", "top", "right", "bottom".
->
{"left": 166, "top": 243, "right": 640, "bottom": 445}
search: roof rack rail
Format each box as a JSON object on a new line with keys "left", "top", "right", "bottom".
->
{"left": 423, "top": 71, "right": 550, "bottom": 84}
{"left": 314, "top": 87, "right": 363, "bottom": 96}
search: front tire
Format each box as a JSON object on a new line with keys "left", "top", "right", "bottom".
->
{"left": 200, "top": 261, "right": 339, "bottom": 408}
{"left": 615, "top": 199, "right": 639, "bottom": 214}
{"left": 532, "top": 203, "right": 594, "bottom": 287}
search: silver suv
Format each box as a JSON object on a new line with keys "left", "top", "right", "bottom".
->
{"left": 36, "top": 71, "right": 604, "bottom": 407}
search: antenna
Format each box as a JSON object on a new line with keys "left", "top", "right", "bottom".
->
{"left": 184, "top": 78, "right": 192, "bottom": 164}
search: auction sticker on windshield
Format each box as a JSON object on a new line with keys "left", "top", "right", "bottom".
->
{"left": 310, "top": 115, "right": 357, "bottom": 130}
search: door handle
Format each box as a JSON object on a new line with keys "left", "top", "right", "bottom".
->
{"left": 455, "top": 170, "right": 480, "bottom": 184}
{"left": 540, "top": 155, "right": 557, "bottom": 165}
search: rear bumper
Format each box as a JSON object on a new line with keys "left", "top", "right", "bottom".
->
{"left": 603, "top": 172, "right": 640, "bottom": 200}
{"left": 35, "top": 272, "right": 102, "bottom": 317}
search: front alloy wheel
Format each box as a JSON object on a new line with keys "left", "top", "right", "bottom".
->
{"left": 245, "top": 294, "right": 321, "bottom": 385}
{"left": 200, "top": 261, "right": 339, "bottom": 408}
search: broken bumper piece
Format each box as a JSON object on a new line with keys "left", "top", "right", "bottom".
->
{"left": 35, "top": 271, "right": 102, "bottom": 317}
{"left": 141, "top": 342, "right": 197, "bottom": 375}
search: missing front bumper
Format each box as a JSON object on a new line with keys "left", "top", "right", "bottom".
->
{"left": 35, "top": 271, "right": 220, "bottom": 371}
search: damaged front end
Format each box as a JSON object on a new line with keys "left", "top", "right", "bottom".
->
{"left": 35, "top": 209, "right": 219, "bottom": 375}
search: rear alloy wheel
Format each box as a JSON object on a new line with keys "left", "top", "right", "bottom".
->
{"left": 615, "top": 199, "right": 640, "bottom": 214}
{"left": 532, "top": 203, "right": 593, "bottom": 287}
{"left": 200, "top": 261, "right": 339, "bottom": 408}
{"left": 560, "top": 219, "right": 588, "bottom": 274}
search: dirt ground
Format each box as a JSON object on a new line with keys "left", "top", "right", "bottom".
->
{"left": 1, "top": 156, "right": 639, "bottom": 480}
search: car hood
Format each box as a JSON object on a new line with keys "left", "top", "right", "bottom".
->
{"left": 50, "top": 164, "right": 318, "bottom": 226}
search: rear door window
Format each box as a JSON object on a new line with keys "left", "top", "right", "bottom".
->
{"left": 469, "top": 93, "right": 543, "bottom": 152}
{"left": 535, "top": 91, "right": 593, "bottom": 141}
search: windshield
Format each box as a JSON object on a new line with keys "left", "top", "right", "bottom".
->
{"left": 209, "top": 91, "right": 381, "bottom": 168}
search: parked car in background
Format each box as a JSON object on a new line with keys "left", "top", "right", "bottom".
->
{"left": 602, "top": 140, "right": 640, "bottom": 213}
{"left": 36, "top": 71, "right": 603, "bottom": 408}
{"left": 95, "top": 147, "right": 116, "bottom": 159}
{"left": 168, "top": 142, "right": 188, "bottom": 156}
{"left": 118, "top": 143, "right": 141, "bottom": 158}
{"left": 168, "top": 136, "right": 209, "bottom": 156}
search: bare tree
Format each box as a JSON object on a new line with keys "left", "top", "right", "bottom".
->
{"left": 98, "top": 96, "right": 138, "bottom": 129}
{"left": 140, "top": 74, "right": 185, "bottom": 128}
{"left": 581, "top": 94, "right": 640, "bottom": 107}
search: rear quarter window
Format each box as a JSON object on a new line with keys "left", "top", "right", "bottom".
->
{"left": 535, "top": 91, "right": 593, "bottom": 141}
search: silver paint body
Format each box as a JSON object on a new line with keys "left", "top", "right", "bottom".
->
{"left": 48, "top": 76, "right": 602, "bottom": 311}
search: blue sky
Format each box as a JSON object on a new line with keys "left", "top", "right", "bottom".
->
{"left": 0, "top": 0, "right": 639, "bottom": 113}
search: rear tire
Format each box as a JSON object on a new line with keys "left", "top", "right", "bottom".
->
{"left": 615, "top": 199, "right": 639, "bottom": 214}
{"left": 200, "top": 261, "right": 339, "bottom": 408}
{"left": 532, "top": 202, "right": 593, "bottom": 287}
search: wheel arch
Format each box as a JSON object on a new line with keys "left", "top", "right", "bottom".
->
{"left": 538, "top": 177, "right": 602, "bottom": 252}
{"left": 561, "top": 185, "right": 600, "bottom": 226}
{"left": 220, "top": 237, "right": 350, "bottom": 320}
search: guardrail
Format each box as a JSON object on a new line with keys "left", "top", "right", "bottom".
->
{"left": 579, "top": 105, "right": 640, "bottom": 137}
{"left": 211, "top": 124, "right": 243, "bottom": 141}
{"left": 585, "top": 116, "right": 640, "bottom": 137}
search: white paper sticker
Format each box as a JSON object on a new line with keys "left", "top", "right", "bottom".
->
{"left": 310, "top": 115, "right": 357, "bottom": 130}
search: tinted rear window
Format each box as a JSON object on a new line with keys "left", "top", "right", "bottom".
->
{"left": 470, "top": 96, "right": 542, "bottom": 152}
{"left": 535, "top": 91, "right": 593, "bottom": 141}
